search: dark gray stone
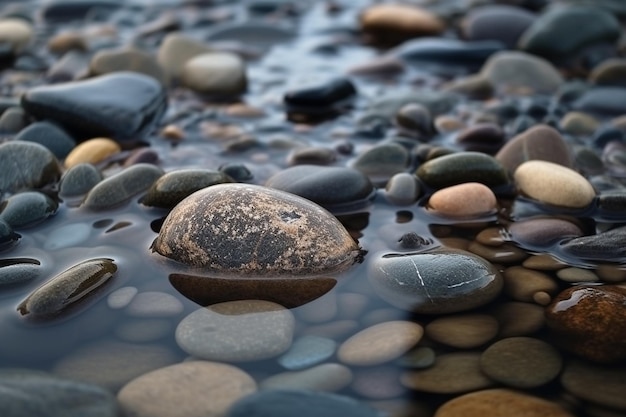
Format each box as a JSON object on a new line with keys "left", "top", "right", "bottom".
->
{"left": 560, "top": 225, "right": 626, "bottom": 261}
{"left": 461, "top": 5, "right": 535, "bottom": 49}
{"left": 573, "top": 87, "right": 626, "bottom": 116}
{"left": 0, "top": 191, "right": 58, "bottom": 229}
{"left": 0, "top": 107, "right": 28, "bottom": 133}
{"left": 0, "top": 141, "right": 61, "bottom": 195}
{"left": 15, "top": 121, "right": 76, "bottom": 159}
{"left": 41, "top": 0, "right": 123, "bottom": 22}
{"left": 59, "top": 163, "right": 102, "bottom": 198}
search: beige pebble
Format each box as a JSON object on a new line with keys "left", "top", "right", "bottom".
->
{"left": 596, "top": 264, "right": 626, "bottom": 283}
{"left": 556, "top": 267, "right": 600, "bottom": 283}
{"left": 475, "top": 227, "right": 506, "bottom": 246}
{"left": 0, "top": 18, "right": 33, "bottom": 54}
{"left": 493, "top": 301, "right": 545, "bottom": 338}
{"left": 360, "top": 4, "right": 445, "bottom": 44}
{"left": 522, "top": 254, "right": 568, "bottom": 271}
{"left": 64, "top": 138, "right": 121, "bottom": 169}
{"left": 118, "top": 361, "right": 256, "bottom": 417}
{"left": 426, "top": 314, "right": 499, "bottom": 349}
{"left": 503, "top": 266, "right": 559, "bottom": 303}
{"left": 181, "top": 52, "right": 247, "bottom": 96}
{"left": 428, "top": 182, "right": 497, "bottom": 218}
{"left": 47, "top": 31, "right": 88, "bottom": 54}
{"left": 480, "top": 337, "right": 563, "bottom": 388}
{"left": 434, "top": 115, "right": 465, "bottom": 133}
{"left": 157, "top": 33, "right": 212, "bottom": 83}
{"left": 401, "top": 352, "right": 493, "bottom": 394}
{"left": 467, "top": 241, "right": 528, "bottom": 264}
{"left": 514, "top": 160, "right": 596, "bottom": 208}
{"left": 225, "top": 103, "right": 265, "bottom": 118}
{"left": 533, "top": 291, "right": 553, "bottom": 306}
{"left": 435, "top": 388, "right": 575, "bottom": 417}
{"left": 338, "top": 321, "right": 423, "bottom": 366}
{"left": 560, "top": 111, "right": 599, "bottom": 136}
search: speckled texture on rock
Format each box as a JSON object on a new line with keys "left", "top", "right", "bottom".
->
{"left": 152, "top": 184, "right": 362, "bottom": 277}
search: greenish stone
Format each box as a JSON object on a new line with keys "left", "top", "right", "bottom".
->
{"left": 0, "top": 191, "right": 58, "bottom": 229}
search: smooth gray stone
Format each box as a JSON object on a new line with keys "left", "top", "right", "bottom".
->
{"left": 278, "top": 335, "right": 337, "bottom": 370}
{"left": 0, "top": 258, "right": 39, "bottom": 286}
{"left": 560, "top": 225, "right": 626, "bottom": 261}
{"left": 0, "top": 141, "right": 61, "bottom": 195}
{"left": 573, "top": 87, "right": 626, "bottom": 116}
{"left": 0, "top": 218, "right": 19, "bottom": 249}
{"left": 392, "top": 37, "right": 505, "bottom": 68}
{"left": 59, "top": 163, "right": 102, "bottom": 198}
{"left": 0, "top": 191, "right": 58, "bottom": 229}
{"left": 15, "top": 121, "right": 76, "bottom": 159}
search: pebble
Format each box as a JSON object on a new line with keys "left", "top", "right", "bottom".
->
{"left": 545, "top": 285, "right": 626, "bottom": 363}
{"left": 169, "top": 273, "right": 336, "bottom": 309}
{"left": 395, "top": 102, "right": 432, "bottom": 136}
{"left": 0, "top": 107, "right": 28, "bottom": 133}
{"left": 59, "top": 163, "right": 102, "bottom": 198}
{"left": 175, "top": 300, "right": 295, "bottom": 362}
{"left": 385, "top": 172, "right": 422, "bottom": 205}
{"left": 0, "top": 18, "right": 33, "bottom": 54}
{"left": 560, "top": 225, "right": 626, "bottom": 261}
{"left": 556, "top": 267, "right": 599, "bottom": 283}
{"left": 21, "top": 72, "right": 168, "bottom": 141}
{"left": 560, "top": 111, "right": 600, "bottom": 135}
{"left": 141, "top": 169, "right": 234, "bottom": 209}
{"left": 435, "top": 388, "right": 575, "bottom": 417}
{"left": 265, "top": 165, "right": 374, "bottom": 212}
{"left": 425, "top": 314, "right": 499, "bottom": 349}
{"left": 0, "top": 218, "right": 20, "bottom": 249}
{"left": 89, "top": 47, "right": 166, "bottom": 84}
{"left": 401, "top": 352, "right": 493, "bottom": 394}
{"left": 0, "top": 191, "right": 58, "bottom": 229}
{"left": 368, "top": 248, "right": 503, "bottom": 314}
{"left": 398, "top": 346, "right": 436, "bottom": 369}
{"left": 118, "top": 361, "right": 256, "bottom": 417}
{"left": 514, "top": 160, "right": 595, "bottom": 208}
{"left": 52, "top": 341, "right": 179, "bottom": 392}
{"left": 41, "top": 0, "right": 123, "bottom": 22}
{"left": 590, "top": 58, "right": 626, "bottom": 87}
{"left": 561, "top": 360, "right": 626, "bottom": 412}
{"left": 287, "top": 147, "right": 336, "bottom": 166}
{"left": 494, "top": 301, "right": 545, "bottom": 338}
{"left": 427, "top": 182, "right": 497, "bottom": 218}
{"left": 523, "top": 253, "right": 568, "bottom": 271}
{"left": 0, "top": 258, "right": 39, "bottom": 286}
{"left": 480, "top": 337, "right": 563, "bottom": 388}
{"left": 443, "top": 74, "right": 494, "bottom": 100}
{"left": 351, "top": 143, "right": 410, "bottom": 184}
{"left": 181, "top": 52, "right": 247, "bottom": 96}
{"left": 480, "top": 51, "right": 564, "bottom": 94}
{"left": 391, "top": 38, "right": 504, "bottom": 69}
{"left": 284, "top": 77, "right": 356, "bottom": 109}
{"left": 106, "top": 286, "right": 137, "bottom": 310}
{"left": 260, "top": 363, "right": 352, "bottom": 392}
{"left": 64, "top": 137, "right": 121, "bottom": 169}
{"left": 467, "top": 242, "right": 529, "bottom": 264}
{"left": 47, "top": 30, "right": 87, "bottom": 54}
{"left": 156, "top": 33, "right": 212, "bottom": 83}
{"left": 503, "top": 266, "right": 559, "bottom": 303}
{"left": 508, "top": 217, "right": 583, "bottom": 247}
{"left": 277, "top": 335, "right": 337, "bottom": 370}
{"left": 460, "top": 5, "right": 535, "bottom": 49}
{"left": 0, "top": 141, "right": 61, "bottom": 195}
{"left": 152, "top": 184, "right": 362, "bottom": 277}
{"left": 125, "top": 291, "right": 184, "bottom": 318}
{"left": 82, "top": 163, "right": 164, "bottom": 210}
{"left": 15, "top": 121, "right": 76, "bottom": 159}
{"left": 0, "top": 369, "right": 118, "bottom": 417}
{"left": 573, "top": 87, "right": 626, "bottom": 116}
{"left": 337, "top": 321, "right": 423, "bottom": 366}
{"left": 360, "top": 4, "right": 445, "bottom": 45}
{"left": 226, "top": 389, "right": 380, "bottom": 417}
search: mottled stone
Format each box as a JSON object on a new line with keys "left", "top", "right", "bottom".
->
{"left": 17, "top": 258, "right": 117, "bottom": 321}
{"left": 426, "top": 314, "right": 499, "bottom": 349}
{"left": 260, "top": 363, "right": 352, "bottom": 392}
{"left": 508, "top": 217, "right": 583, "bottom": 247}
{"left": 417, "top": 151, "right": 508, "bottom": 190}
{"left": 0, "top": 141, "right": 61, "bottom": 195}
{"left": 461, "top": 5, "right": 535, "bottom": 48}
{"left": 59, "top": 163, "right": 102, "bottom": 198}
{"left": 175, "top": 300, "right": 295, "bottom": 362}
{"left": 15, "top": 121, "right": 76, "bottom": 159}
{"left": 546, "top": 285, "right": 626, "bottom": 362}
{"left": 118, "top": 361, "right": 256, "bottom": 417}
{"left": 560, "top": 111, "right": 600, "bottom": 136}
{"left": 0, "top": 191, "right": 58, "bottom": 228}
{"left": 152, "top": 184, "right": 362, "bottom": 277}
{"left": 561, "top": 360, "right": 626, "bottom": 412}
{"left": 427, "top": 182, "right": 497, "bottom": 218}
{"left": 498, "top": 126, "right": 567, "bottom": 168}
{"left": 82, "top": 163, "right": 164, "bottom": 210}
{"left": 360, "top": 4, "right": 445, "bottom": 45}
{"left": 64, "top": 137, "right": 120, "bottom": 169}
{"left": 385, "top": 172, "right": 422, "bottom": 205}
{"left": 182, "top": 52, "right": 247, "bottom": 96}
{"left": 368, "top": 248, "right": 503, "bottom": 314}
{"left": 560, "top": 225, "right": 626, "bottom": 261}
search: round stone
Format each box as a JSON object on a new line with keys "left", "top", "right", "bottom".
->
{"left": 64, "top": 137, "right": 121, "bottom": 169}
{"left": 0, "top": 18, "right": 33, "bottom": 54}
{"left": 561, "top": 360, "right": 626, "bottom": 412}
{"left": 175, "top": 300, "right": 295, "bottom": 362}
{"left": 560, "top": 111, "right": 600, "bottom": 135}
{"left": 416, "top": 151, "right": 508, "bottom": 190}
{"left": 118, "top": 361, "right": 256, "bottom": 417}
{"left": 181, "top": 52, "right": 247, "bottom": 96}
{"left": 15, "top": 121, "right": 76, "bottom": 159}
{"left": 460, "top": 5, "right": 535, "bottom": 49}
{"left": 368, "top": 248, "right": 503, "bottom": 314}
{"left": 125, "top": 291, "right": 184, "bottom": 318}
{"left": 514, "top": 160, "right": 595, "bottom": 208}
{"left": 351, "top": 143, "right": 410, "bottom": 184}
{"left": 435, "top": 388, "right": 575, "bottom": 417}
{"left": 360, "top": 4, "right": 444, "bottom": 45}
{"left": 559, "top": 225, "right": 626, "bottom": 261}
{"left": 427, "top": 182, "right": 497, "bottom": 218}
{"left": 0, "top": 191, "right": 58, "bottom": 229}
{"left": 0, "top": 258, "right": 40, "bottom": 286}
{"left": 425, "top": 314, "right": 499, "bottom": 349}
{"left": 157, "top": 33, "right": 212, "bottom": 83}
{"left": 152, "top": 184, "right": 362, "bottom": 277}
{"left": 480, "top": 337, "right": 563, "bottom": 388}
{"left": 385, "top": 172, "right": 422, "bottom": 205}
{"left": 89, "top": 48, "right": 166, "bottom": 84}
{"left": 502, "top": 266, "right": 559, "bottom": 303}
{"left": 59, "top": 163, "right": 102, "bottom": 198}
{"left": 401, "top": 352, "right": 493, "bottom": 394}
{"left": 337, "top": 320, "right": 423, "bottom": 366}
{"left": 260, "top": 363, "right": 352, "bottom": 392}
{"left": 493, "top": 301, "right": 545, "bottom": 338}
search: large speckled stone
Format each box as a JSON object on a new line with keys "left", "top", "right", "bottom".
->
{"left": 152, "top": 184, "right": 362, "bottom": 277}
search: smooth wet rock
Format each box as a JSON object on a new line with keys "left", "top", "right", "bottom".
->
{"left": 573, "top": 87, "right": 626, "bottom": 116}
{"left": 0, "top": 369, "right": 118, "bottom": 417}
{"left": 15, "top": 121, "right": 76, "bottom": 159}
{"left": 118, "top": 361, "right": 256, "bottom": 417}
{"left": 0, "top": 258, "right": 39, "bottom": 286}
{"left": 460, "top": 5, "right": 535, "bottom": 49}
{"left": 125, "top": 291, "right": 183, "bottom": 318}
{"left": 82, "top": 163, "right": 164, "bottom": 210}
{"left": 502, "top": 266, "right": 559, "bottom": 304}
{"left": 360, "top": 4, "right": 445, "bottom": 45}
{"left": 265, "top": 165, "right": 374, "bottom": 212}
{"left": 427, "top": 182, "right": 497, "bottom": 218}
{"left": 41, "top": 0, "right": 123, "bottom": 22}
{"left": 391, "top": 38, "right": 504, "bottom": 69}
{"left": 417, "top": 151, "right": 508, "bottom": 190}
{"left": 21, "top": 72, "right": 167, "bottom": 141}
{"left": 480, "top": 337, "right": 562, "bottom": 388}
{"left": 337, "top": 321, "right": 423, "bottom": 366}
{"left": 480, "top": 51, "right": 564, "bottom": 94}
{"left": 514, "top": 160, "right": 595, "bottom": 208}
{"left": 351, "top": 142, "right": 410, "bottom": 184}
{"left": 368, "top": 248, "right": 503, "bottom": 314}
{"left": 175, "top": 300, "right": 295, "bottom": 362}
{"left": 0, "top": 141, "right": 61, "bottom": 195}
{"left": 17, "top": 258, "right": 117, "bottom": 321}
{"left": 89, "top": 47, "right": 166, "bottom": 84}
{"left": 0, "top": 218, "right": 19, "bottom": 249}
{"left": 260, "top": 363, "right": 352, "bottom": 392}
{"left": 556, "top": 267, "right": 599, "bottom": 283}
{"left": 0, "top": 107, "right": 28, "bottom": 133}
{"left": 508, "top": 217, "right": 583, "bottom": 247}
{"left": 425, "top": 314, "right": 499, "bottom": 349}
{"left": 0, "top": 18, "right": 33, "bottom": 55}
{"left": 157, "top": 33, "right": 213, "bottom": 83}
{"left": 287, "top": 147, "right": 336, "bottom": 166}
{"left": 0, "top": 191, "right": 58, "bottom": 228}
{"left": 226, "top": 389, "right": 380, "bottom": 417}
{"left": 182, "top": 52, "right": 247, "bottom": 96}
{"left": 560, "top": 111, "right": 599, "bottom": 136}
{"left": 59, "top": 163, "right": 102, "bottom": 198}
{"left": 385, "top": 172, "right": 422, "bottom": 205}
{"left": 152, "top": 184, "right": 362, "bottom": 277}
{"left": 518, "top": 6, "right": 621, "bottom": 61}
{"left": 561, "top": 360, "right": 626, "bottom": 412}
{"left": 142, "top": 169, "right": 233, "bottom": 209}
{"left": 278, "top": 335, "right": 337, "bottom": 370}
{"left": 546, "top": 285, "right": 626, "bottom": 362}
{"left": 285, "top": 77, "right": 356, "bottom": 109}
{"left": 394, "top": 102, "right": 432, "bottom": 136}
{"left": 590, "top": 58, "right": 626, "bottom": 87}
{"left": 64, "top": 137, "right": 120, "bottom": 169}
{"left": 435, "top": 388, "right": 575, "bottom": 417}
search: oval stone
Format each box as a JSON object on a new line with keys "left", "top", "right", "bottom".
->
{"left": 416, "top": 152, "right": 508, "bottom": 190}
{"left": 0, "top": 141, "right": 61, "bottom": 195}
{"left": 59, "top": 163, "right": 102, "bottom": 198}
{"left": 64, "top": 137, "right": 121, "bottom": 169}
{"left": 368, "top": 248, "right": 503, "bottom": 314}
{"left": 152, "top": 184, "right": 362, "bottom": 277}
{"left": 0, "top": 191, "right": 58, "bottom": 229}
{"left": 427, "top": 182, "right": 497, "bottom": 218}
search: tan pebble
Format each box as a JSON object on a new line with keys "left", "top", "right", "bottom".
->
{"left": 468, "top": 241, "right": 528, "bottom": 264}
{"left": 514, "top": 160, "right": 596, "bottom": 208}
{"left": 522, "top": 254, "right": 568, "bottom": 271}
{"left": 47, "top": 31, "right": 87, "bottom": 54}
{"left": 560, "top": 111, "right": 599, "bottom": 136}
{"left": 428, "top": 182, "right": 497, "bottom": 218}
{"left": 611, "top": 114, "right": 626, "bottom": 131}
{"left": 503, "top": 266, "right": 559, "bottom": 303}
{"left": 360, "top": 4, "right": 445, "bottom": 44}
{"left": 338, "top": 320, "right": 423, "bottom": 366}
{"left": 225, "top": 103, "right": 265, "bottom": 118}
{"left": 0, "top": 18, "right": 33, "bottom": 53}
{"left": 434, "top": 115, "right": 465, "bottom": 133}
{"left": 493, "top": 301, "right": 544, "bottom": 337}
{"left": 435, "top": 388, "right": 575, "bottom": 417}
{"left": 160, "top": 124, "right": 185, "bottom": 141}
{"left": 401, "top": 352, "right": 493, "bottom": 394}
{"left": 64, "top": 138, "right": 121, "bottom": 169}
{"left": 596, "top": 264, "right": 626, "bottom": 283}
{"left": 437, "top": 237, "right": 470, "bottom": 251}
{"left": 475, "top": 227, "right": 506, "bottom": 246}
{"left": 556, "top": 267, "right": 599, "bottom": 283}
{"left": 426, "top": 314, "right": 499, "bottom": 349}
{"left": 533, "top": 291, "right": 552, "bottom": 305}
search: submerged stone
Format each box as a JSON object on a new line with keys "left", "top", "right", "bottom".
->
{"left": 0, "top": 191, "right": 58, "bottom": 229}
{"left": 152, "top": 184, "right": 362, "bottom": 277}
{"left": 0, "top": 141, "right": 61, "bottom": 195}
{"left": 0, "top": 258, "right": 40, "bottom": 286}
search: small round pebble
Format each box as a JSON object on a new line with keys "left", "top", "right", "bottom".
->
{"left": 427, "top": 182, "right": 497, "bottom": 218}
{"left": 425, "top": 314, "right": 499, "bottom": 349}
{"left": 0, "top": 18, "right": 33, "bottom": 54}
{"left": 360, "top": 4, "right": 444, "bottom": 45}
{"left": 64, "top": 137, "right": 121, "bottom": 169}
{"left": 385, "top": 172, "right": 422, "bottom": 205}
{"left": 493, "top": 301, "right": 545, "bottom": 338}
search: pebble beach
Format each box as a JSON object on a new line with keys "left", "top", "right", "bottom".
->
{"left": 1, "top": 0, "right": 626, "bottom": 416}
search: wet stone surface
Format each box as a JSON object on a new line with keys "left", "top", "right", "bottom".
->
{"left": 1, "top": 1, "right": 626, "bottom": 416}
